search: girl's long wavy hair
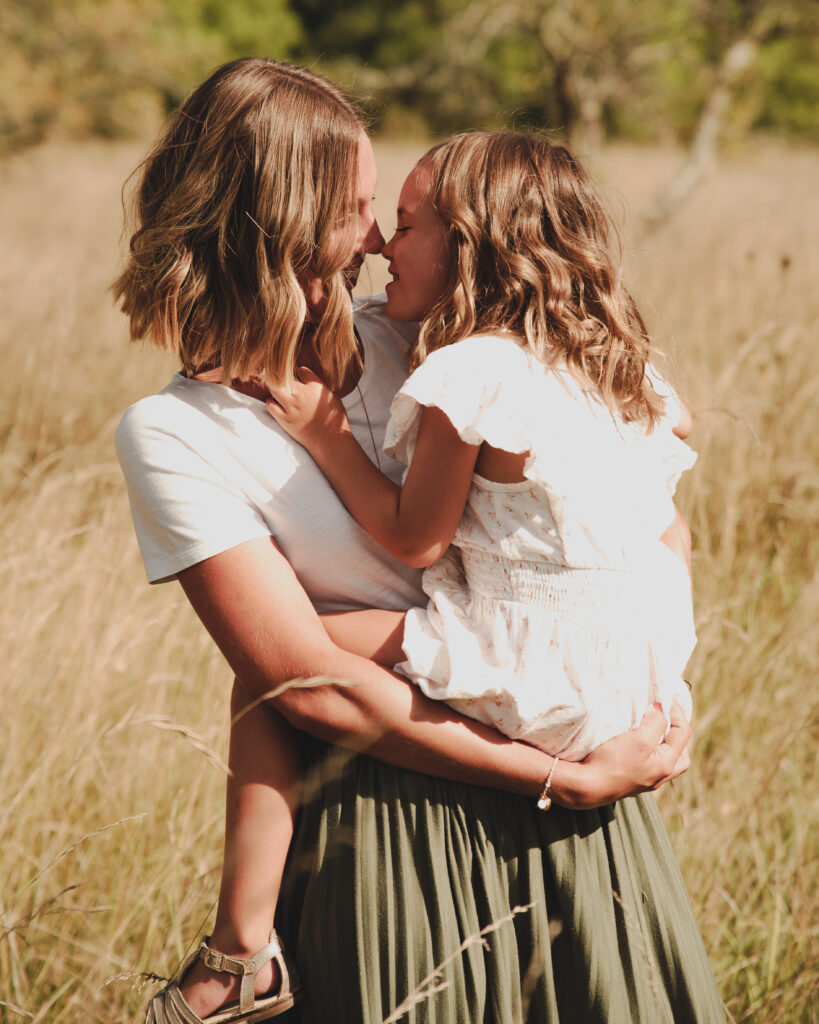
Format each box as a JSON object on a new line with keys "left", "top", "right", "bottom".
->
{"left": 113, "top": 58, "right": 364, "bottom": 390}
{"left": 414, "top": 131, "right": 664, "bottom": 426}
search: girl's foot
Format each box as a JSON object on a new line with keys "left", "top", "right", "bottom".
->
{"left": 179, "top": 949, "right": 280, "bottom": 1019}
{"left": 144, "top": 929, "right": 301, "bottom": 1023}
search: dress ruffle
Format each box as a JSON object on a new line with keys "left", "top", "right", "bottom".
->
{"left": 396, "top": 545, "right": 694, "bottom": 760}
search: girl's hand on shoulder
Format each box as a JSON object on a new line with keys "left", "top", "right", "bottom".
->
{"left": 562, "top": 701, "right": 692, "bottom": 809}
{"left": 266, "top": 367, "right": 350, "bottom": 452}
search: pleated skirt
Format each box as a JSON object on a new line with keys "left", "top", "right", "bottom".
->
{"left": 276, "top": 738, "right": 725, "bottom": 1024}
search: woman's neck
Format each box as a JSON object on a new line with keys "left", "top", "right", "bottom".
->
{"left": 297, "top": 328, "right": 364, "bottom": 398}
{"left": 187, "top": 325, "right": 364, "bottom": 399}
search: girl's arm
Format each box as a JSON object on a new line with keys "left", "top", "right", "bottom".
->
{"left": 267, "top": 370, "right": 477, "bottom": 568}
{"left": 178, "top": 536, "right": 690, "bottom": 809}
{"left": 660, "top": 506, "right": 693, "bottom": 583}
{"left": 673, "top": 399, "right": 693, "bottom": 440}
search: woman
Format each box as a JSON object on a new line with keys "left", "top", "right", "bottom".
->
{"left": 115, "top": 58, "right": 724, "bottom": 1023}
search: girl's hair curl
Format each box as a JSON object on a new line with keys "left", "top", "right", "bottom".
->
{"left": 414, "top": 131, "right": 664, "bottom": 426}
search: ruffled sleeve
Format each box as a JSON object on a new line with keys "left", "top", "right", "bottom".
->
{"left": 384, "top": 334, "right": 534, "bottom": 466}
{"left": 521, "top": 371, "right": 697, "bottom": 566}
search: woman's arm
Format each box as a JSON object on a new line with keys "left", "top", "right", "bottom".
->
{"left": 178, "top": 536, "right": 690, "bottom": 809}
{"left": 266, "top": 370, "right": 478, "bottom": 568}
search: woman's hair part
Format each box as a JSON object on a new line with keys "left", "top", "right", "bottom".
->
{"left": 113, "top": 58, "right": 365, "bottom": 390}
{"left": 413, "top": 131, "right": 664, "bottom": 426}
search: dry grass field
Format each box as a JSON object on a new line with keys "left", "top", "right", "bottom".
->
{"left": 0, "top": 135, "right": 817, "bottom": 1023}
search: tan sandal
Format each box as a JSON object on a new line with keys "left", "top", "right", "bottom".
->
{"left": 143, "top": 928, "right": 302, "bottom": 1024}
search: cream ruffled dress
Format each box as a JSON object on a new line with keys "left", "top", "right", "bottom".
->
{"left": 384, "top": 334, "right": 697, "bottom": 760}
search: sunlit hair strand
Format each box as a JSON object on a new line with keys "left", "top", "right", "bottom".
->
{"left": 112, "top": 58, "right": 365, "bottom": 390}
{"left": 413, "top": 131, "right": 664, "bottom": 426}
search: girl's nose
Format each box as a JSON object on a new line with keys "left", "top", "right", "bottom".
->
{"left": 381, "top": 233, "right": 395, "bottom": 261}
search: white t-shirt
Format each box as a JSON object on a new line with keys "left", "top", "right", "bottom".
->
{"left": 115, "top": 297, "right": 424, "bottom": 613}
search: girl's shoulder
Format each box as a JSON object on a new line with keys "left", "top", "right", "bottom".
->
{"left": 420, "top": 331, "right": 530, "bottom": 367}
{"left": 386, "top": 334, "right": 542, "bottom": 464}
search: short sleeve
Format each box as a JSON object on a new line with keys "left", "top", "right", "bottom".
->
{"left": 384, "top": 335, "right": 534, "bottom": 466}
{"left": 115, "top": 400, "right": 270, "bottom": 583}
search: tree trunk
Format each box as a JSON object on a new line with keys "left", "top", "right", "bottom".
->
{"left": 638, "top": 35, "right": 760, "bottom": 237}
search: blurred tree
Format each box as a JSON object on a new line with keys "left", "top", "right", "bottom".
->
{"left": 1, "top": 0, "right": 817, "bottom": 152}
{"left": 295, "top": 0, "right": 696, "bottom": 149}
{"left": 639, "top": 0, "right": 819, "bottom": 232}
{"left": 298, "top": 0, "right": 819, "bottom": 149}
{"left": 0, "top": 0, "right": 301, "bottom": 152}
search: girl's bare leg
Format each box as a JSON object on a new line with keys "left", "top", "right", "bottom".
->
{"left": 320, "top": 608, "right": 407, "bottom": 666}
{"left": 176, "top": 610, "right": 403, "bottom": 1016}
{"left": 179, "top": 679, "right": 301, "bottom": 1017}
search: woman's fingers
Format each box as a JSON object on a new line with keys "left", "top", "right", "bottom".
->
{"left": 648, "top": 700, "right": 692, "bottom": 786}
{"left": 660, "top": 699, "right": 692, "bottom": 780}
{"left": 265, "top": 396, "right": 285, "bottom": 419}
{"left": 634, "top": 702, "right": 670, "bottom": 748}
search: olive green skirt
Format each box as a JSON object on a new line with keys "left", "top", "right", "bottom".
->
{"left": 276, "top": 738, "right": 725, "bottom": 1023}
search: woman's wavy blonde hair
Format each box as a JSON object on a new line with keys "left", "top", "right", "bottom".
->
{"left": 413, "top": 131, "right": 664, "bottom": 426}
{"left": 113, "top": 58, "right": 364, "bottom": 390}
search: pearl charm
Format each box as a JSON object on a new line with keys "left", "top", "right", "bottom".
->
{"left": 537, "top": 756, "right": 559, "bottom": 811}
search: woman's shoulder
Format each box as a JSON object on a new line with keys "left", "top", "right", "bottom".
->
{"left": 117, "top": 374, "right": 233, "bottom": 451}
{"left": 115, "top": 373, "right": 299, "bottom": 482}
{"left": 116, "top": 375, "right": 194, "bottom": 447}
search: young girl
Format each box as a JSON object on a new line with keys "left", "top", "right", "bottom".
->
{"left": 267, "top": 130, "right": 697, "bottom": 771}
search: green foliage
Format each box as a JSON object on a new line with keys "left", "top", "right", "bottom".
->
{"left": 0, "top": 0, "right": 302, "bottom": 153}
{"left": 755, "top": 34, "right": 819, "bottom": 138}
{"left": 0, "top": 0, "right": 818, "bottom": 152}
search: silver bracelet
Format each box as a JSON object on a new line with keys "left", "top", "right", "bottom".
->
{"left": 537, "top": 756, "right": 559, "bottom": 811}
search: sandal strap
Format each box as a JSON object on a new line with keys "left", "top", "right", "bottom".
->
{"left": 197, "top": 928, "right": 293, "bottom": 1015}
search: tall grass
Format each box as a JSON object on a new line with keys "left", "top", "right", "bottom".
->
{"left": 0, "top": 137, "right": 816, "bottom": 1023}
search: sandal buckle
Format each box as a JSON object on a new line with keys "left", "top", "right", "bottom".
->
{"left": 202, "top": 947, "right": 225, "bottom": 972}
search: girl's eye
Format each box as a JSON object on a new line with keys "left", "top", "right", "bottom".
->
{"left": 394, "top": 226, "right": 409, "bottom": 233}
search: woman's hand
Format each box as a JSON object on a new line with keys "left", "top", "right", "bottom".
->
{"left": 554, "top": 702, "right": 692, "bottom": 810}
{"left": 266, "top": 367, "right": 350, "bottom": 452}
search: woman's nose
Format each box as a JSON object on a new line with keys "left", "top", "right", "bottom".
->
{"left": 363, "top": 218, "right": 385, "bottom": 256}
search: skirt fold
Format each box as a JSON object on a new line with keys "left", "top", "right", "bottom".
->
{"left": 276, "top": 739, "right": 725, "bottom": 1024}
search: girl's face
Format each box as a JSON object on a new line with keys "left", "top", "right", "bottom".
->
{"left": 382, "top": 164, "right": 448, "bottom": 322}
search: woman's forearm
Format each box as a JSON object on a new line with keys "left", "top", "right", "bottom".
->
{"left": 261, "top": 663, "right": 689, "bottom": 810}
{"left": 179, "top": 538, "right": 689, "bottom": 808}
{"left": 270, "top": 652, "right": 548, "bottom": 798}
